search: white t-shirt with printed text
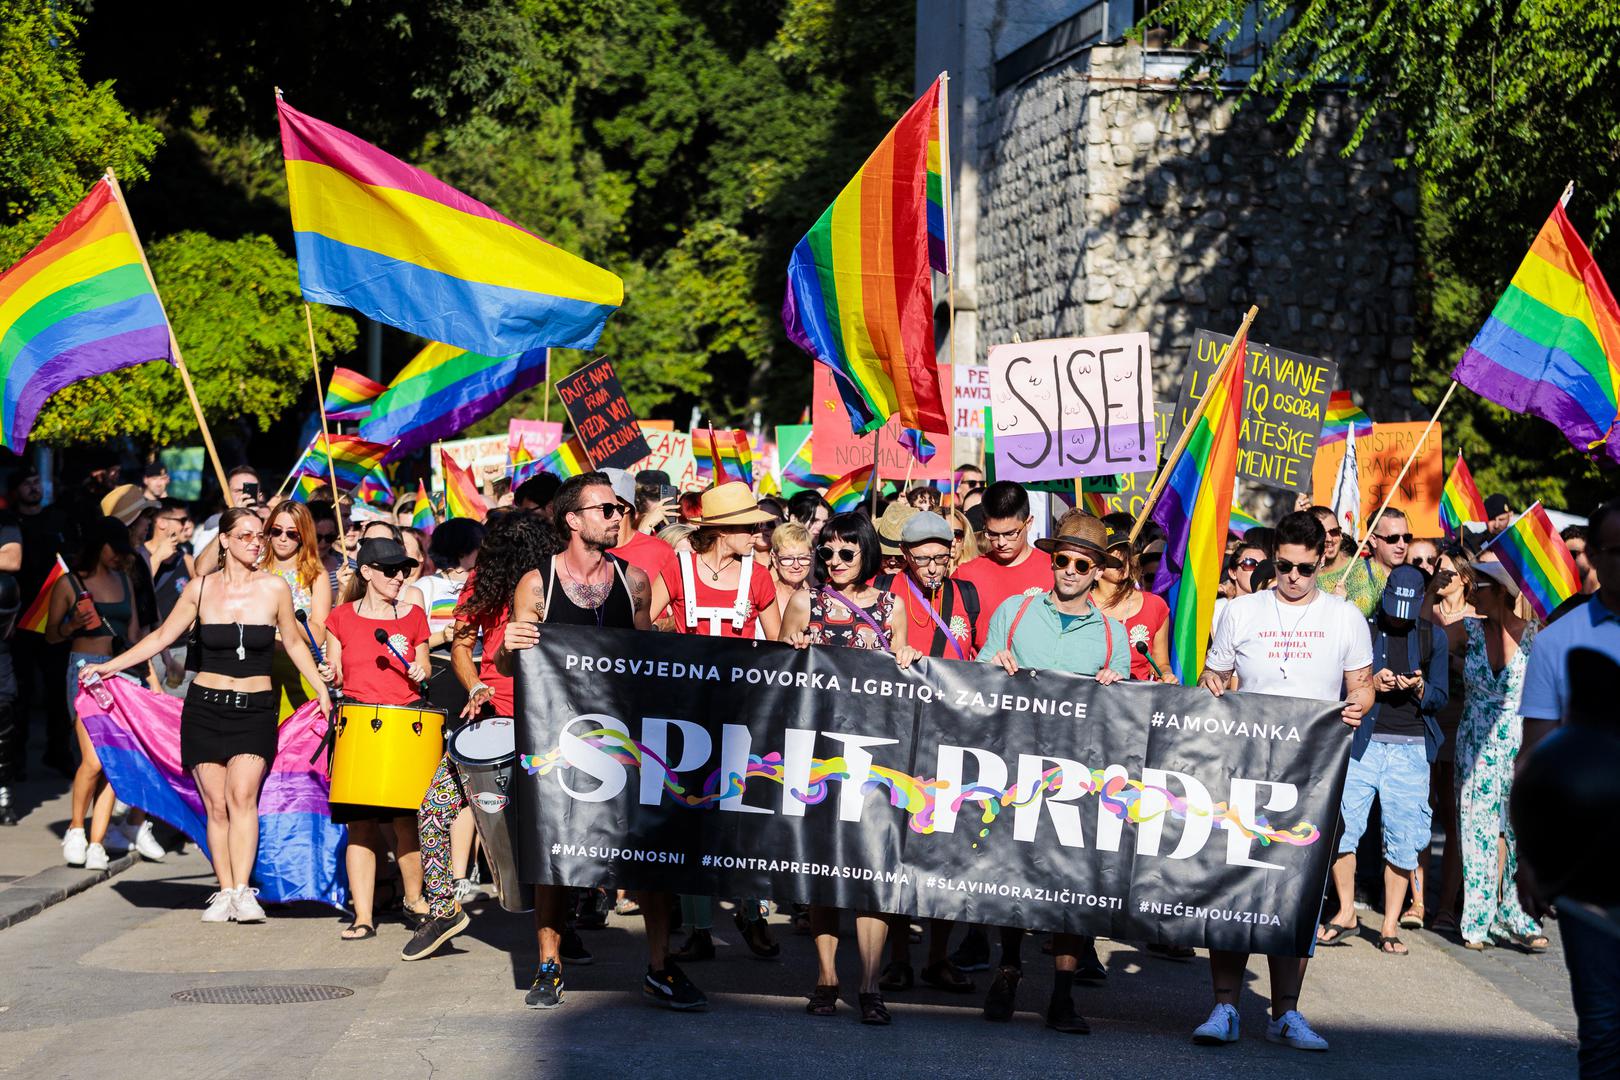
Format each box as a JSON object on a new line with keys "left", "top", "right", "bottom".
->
{"left": 1204, "top": 589, "right": 1372, "bottom": 701}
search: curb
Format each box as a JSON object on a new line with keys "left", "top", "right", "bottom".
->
{"left": 0, "top": 851, "right": 139, "bottom": 932}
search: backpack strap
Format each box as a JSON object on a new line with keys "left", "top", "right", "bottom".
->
{"left": 956, "top": 579, "right": 981, "bottom": 651}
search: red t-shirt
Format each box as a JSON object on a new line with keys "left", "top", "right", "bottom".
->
{"left": 610, "top": 530, "right": 674, "bottom": 620}
{"left": 892, "top": 576, "right": 978, "bottom": 660}
{"left": 659, "top": 554, "right": 778, "bottom": 638}
{"left": 1123, "top": 590, "right": 1170, "bottom": 681}
{"left": 455, "top": 574, "right": 514, "bottom": 715}
{"left": 951, "top": 551, "right": 1053, "bottom": 648}
{"left": 327, "top": 601, "right": 430, "bottom": 707}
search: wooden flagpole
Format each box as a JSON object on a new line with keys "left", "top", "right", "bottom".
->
{"left": 1345, "top": 378, "right": 1460, "bottom": 577}
{"left": 104, "top": 170, "right": 235, "bottom": 508}
{"left": 304, "top": 304, "right": 348, "bottom": 556}
{"left": 1129, "top": 304, "right": 1260, "bottom": 543}
{"left": 542, "top": 349, "right": 552, "bottom": 423}
{"left": 939, "top": 70, "right": 957, "bottom": 513}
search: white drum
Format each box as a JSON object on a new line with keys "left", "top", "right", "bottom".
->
{"left": 448, "top": 716, "right": 528, "bottom": 913}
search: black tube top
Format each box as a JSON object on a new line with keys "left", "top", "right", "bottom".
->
{"left": 195, "top": 623, "right": 276, "bottom": 678}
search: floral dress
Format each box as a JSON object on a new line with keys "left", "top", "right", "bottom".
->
{"left": 1455, "top": 617, "right": 1541, "bottom": 944}
{"left": 807, "top": 589, "right": 896, "bottom": 651}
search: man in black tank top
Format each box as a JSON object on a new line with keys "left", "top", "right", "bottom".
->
{"left": 497, "top": 474, "right": 708, "bottom": 1012}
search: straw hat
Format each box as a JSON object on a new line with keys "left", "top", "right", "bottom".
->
{"left": 691, "top": 481, "right": 776, "bottom": 526}
{"left": 876, "top": 502, "right": 918, "bottom": 555}
{"left": 100, "top": 483, "right": 158, "bottom": 526}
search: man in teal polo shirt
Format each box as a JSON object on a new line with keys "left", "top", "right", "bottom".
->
{"left": 976, "top": 509, "right": 1128, "bottom": 1036}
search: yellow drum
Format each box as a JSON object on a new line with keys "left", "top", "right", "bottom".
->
{"left": 329, "top": 702, "right": 447, "bottom": 815}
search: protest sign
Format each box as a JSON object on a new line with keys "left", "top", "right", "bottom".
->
{"left": 632, "top": 424, "right": 699, "bottom": 489}
{"left": 555, "top": 357, "right": 651, "bottom": 471}
{"left": 987, "top": 333, "right": 1157, "bottom": 483}
{"left": 430, "top": 433, "right": 510, "bottom": 492}
{"left": 1087, "top": 401, "right": 1174, "bottom": 517}
{"left": 506, "top": 419, "right": 563, "bottom": 459}
{"left": 1311, "top": 422, "right": 1444, "bottom": 535}
{"left": 516, "top": 626, "right": 1349, "bottom": 956}
{"left": 954, "top": 365, "right": 990, "bottom": 438}
{"left": 159, "top": 447, "right": 205, "bottom": 501}
{"left": 1169, "top": 330, "right": 1336, "bottom": 492}
{"left": 811, "top": 364, "right": 954, "bottom": 480}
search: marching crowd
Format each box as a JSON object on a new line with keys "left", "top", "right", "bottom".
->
{"left": 0, "top": 456, "right": 1613, "bottom": 1064}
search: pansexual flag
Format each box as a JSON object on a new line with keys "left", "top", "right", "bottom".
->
{"left": 439, "top": 449, "right": 488, "bottom": 521}
{"left": 782, "top": 77, "right": 949, "bottom": 435}
{"left": 19, "top": 555, "right": 69, "bottom": 634}
{"left": 359, "top": 342, "right": 548, "bottom": 457}
{"left": 278, "top": 98, "right": 622, "bottom": 356}
{"left": 1439, "top": 452, "right": 1486, "bottom": 538}
{"left": 1484, "top": 501, "right": 1583, "bottom": 620}
{"left": 1151, "top": 325, "right": 1246, "bottom": 682}
{"left": 0, "top": 177, "right": 173, "bottom": 451}
{"left": 323, "top": 366, "right": 387, "bottom": 421}
{"left": 1317, "top": 390, "right": 1373, "bottom": 446}
{"left": 1452, "top": 200, "right": 1620, "bottom": 463}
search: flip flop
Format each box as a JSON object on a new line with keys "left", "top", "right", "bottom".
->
{"left": 1315, "top": 922, "right": 1355, "bottom": 946}
{"left": 341, "top": 922, "right": 376, "bottom": 941}
{"left": 1378, "top": 935, "right": 1409, "bottom": 955}
{"left": 1493, "top": 930, "right": 1549, "bottom": 954}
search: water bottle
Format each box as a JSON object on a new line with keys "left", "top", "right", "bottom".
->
{"left": 80, "top": 665, "right": 115, "bottom": 710}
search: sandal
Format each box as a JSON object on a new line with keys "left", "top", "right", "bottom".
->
{"left": 340, "top": 922, "right": 376, "bottom": 941}
{"left": 1399, "top": 905, "right": 1424, "bottom": 930}
{"left": 920, "top": 960, "right": 975, "bottom": 994}
{"left": 1493, "top": 930, "right": 1549, "bottom": 954}
{"left": 1378, "top": 935, "right": 1409, "bottom": 955}
{"left": 1463, "top": 939, "right": 1489, "bottom": 951}
{"left": 878, "top": 962, "right": 913, "bottom": 993}
{"left": 806, "top": 984, "right": 840, "bottom": 1016}
{"left": 858, "top": 992, "right": 892, "bottom": 1026}
{"left": 1315, "top": 922, "right": 1355, "bottom": 946}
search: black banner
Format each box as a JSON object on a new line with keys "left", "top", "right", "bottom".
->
{"left": 514, "top": 626, "right": 1350, "bottom": 957}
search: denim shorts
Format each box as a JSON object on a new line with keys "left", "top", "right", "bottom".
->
{"left": 1337, "top": 739, "right": 1432, "bottom": 870}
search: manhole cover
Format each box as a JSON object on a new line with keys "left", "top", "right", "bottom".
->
{"left": 171, "top": 984, "right": 354, "bottom": 1005}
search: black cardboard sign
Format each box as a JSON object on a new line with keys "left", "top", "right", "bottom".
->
{"left": 555, "top": 357, "right": 651, "bottom": 471}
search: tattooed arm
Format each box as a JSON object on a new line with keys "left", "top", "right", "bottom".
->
{"left": 625, "top": 565, "right": 654, "bottom": 631}
{"left": 494, "top": 568, "right": 545, "bottom": 677}
{"left": 1341, "top": 664, "right": 1374, "bottom": 727}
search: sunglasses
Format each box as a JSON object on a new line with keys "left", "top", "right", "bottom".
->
{"left": 1275, "top": 558, "right": 1318, "bottom": 577}
{"left": 266, "top": 526, "right": 299, "bottom": 539}
{"left": 315, "top": 532, "right": 337, "bottom": 544}
{"left": 1051, "top": 553, "right": 1095, "bottom": 574}
{"left": 1236, "top": 557, "right": 1262, "bottom": 570}
{"left": 228, "top": 532, "right": 264, "bottom": 546}
{"left": 1325, "top": 528, "right": 1343, "bottom": 539}
{"left": 1409, "top": 555, "right": 1438, "bottom": 568}
{"left": 367, "top": 564, "right": 409, "bottom": 578}
{"left": 1375, "top": 532, "right": 1414, "bottom": 545}
{"left": 817, "top": 545, "right": 860, "bottom": 565}
{"left": 577, "top": 503, "right": 626, "bottom": 519}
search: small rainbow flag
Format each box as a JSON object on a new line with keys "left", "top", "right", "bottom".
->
{"left": 1439, "top": 452, "right": 1486, "bottom": 538}
{"left": 538, "top": 437, "right": 590, "bottom": 479}
{"left": 695, "top": 427, "right": 752, "bottom": 486}
{"left": 289, "top": 474, "right": 328, "bottom": 503}
{"left": 411, "top": 479, "right": 436, "bottom": 534}
{"left": 508, "top": 437, "right": 542, "bottom": 488}
{"left": 1317, "top": 390, "right": 1373, "bottom": 446}
{"left": 323, "top": 366, "right": 387, "bottom": 421}
{"left": 1081, "top": 489, "right": 1111, "bottom": 517}
{"left": 1228, "top": 505, "right": 1264, "bottom": 537}
{"left": 439, "top": 449, "right": 488, "bottom": 522}
{"left": 1453, "top": 199, "right": 1620, "bottom": 463}
{"left": 779, "top": 426, "right": 832, "bottom": 492}
{"left": 0, "top": 177, "right": 174, "bottom": 451}
{"left": 1484, "top": 501, "right": 1582, "bottom": 620}
{"left": 1151, "top": 321, "right": 1247, "bottom": 682}
{"left": 896, "top": 428, "right": 937, "bottom": 465}
{"left": 782, "top": 77, "right": 949, "bottom": 435}
{"left": 354, "top": 465, "right": 394, "bottom": 508}
{"left": 824, "top": 463, "right": 877, "bottom": 511}
{"left": 296, "top": 433, "right": 392, "bottom": 491}
{"left": 19, "top": 555, "right": 69, "bottom": 634}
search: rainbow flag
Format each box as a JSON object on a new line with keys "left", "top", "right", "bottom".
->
{"left": 354, "top": 464, "right": 394, "bottom": 508}
{"left": 1228, "top": 505, "right": 1264, "bottom": 537}
{"left": 782, "top": 77, "right": 949, "bottom": 435}
{"left": 777, "top": 424, "right": 831, "bottom": 492}
{"left": 1317, "top": 390, "right": 1372, "bottom": 446}
{"left": 297, "top": 433, "right": 392, "bottom": 490}
{"left": 323, "top": 366, "right": 387, "bottom": 421}
{"left": 1484, "top": 501, "right": 1583, "bottom": 620}
{"left": 0, "top": 177, "right": 173, "bottom": 451}
{"left": 277, "top": 98, "right": 622, "bottom": 356}
{"left": 1452, "top": 200, "right": 1620, "bottom": 463}
{"left": 78, "top": 681, "right": 346, "bottom": 908}
{"left": 538, "top": 436, "right": 590, "bottom": 479}
{"left": 1150, "top": 326, "right": 1247, "bottom": 682}
{"left": 358, "top": 342, "right": 548, "bottom": 457}
{"left": 1439, "top": 452, "right": 1486, "bottom": 538}
{"left": 1081, "top": 489, "right": 1111, "bottom": 517}
{"left": 439, "top": 449, "right": 488, "bottom": 521}
{"left": 509, "top": 436, "right": 542, "bottom": 488}
{"left": 19, "top": 555, "right": 68, "bottom": 634}
{"left": 824, "top": 463, "right": 877, "bottom": 511}
{"left": 289, "top": 474, "right": 329, "bottom": 503}
{"left": 411, "top": 479, "right": 436, "bottom": 534}
{"left": 896, "top": 428, "right": 937, "bottom": 465}
{"left": 695, "top": 427, "right": 752, "bottom": 486}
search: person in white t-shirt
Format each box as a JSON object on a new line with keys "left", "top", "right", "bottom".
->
{"left": 1193, "top": 510, "right": 1375, "bottom": 1054}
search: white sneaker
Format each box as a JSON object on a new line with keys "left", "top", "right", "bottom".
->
{"left": 453, "top": 878, "right": 475, "bottom": 906}
{"left": 1266, "top": 1009, "right": 1329, "bottom": 1051}
{"left": 201, "top": 890, "right": 236, "bottom": 922}
{"left": 126, "top": 820, "right": 166, "bottom": 862}
{"left": 83, "top": 842, "right": 109, "bottom": 872}
{"left": 62, "top": 827, "right": 88, "bottom": 866}
{"left": 231, "top": 886, "right": 266, "bottom": 923}
{"left": 1192, "top": 1003, "right": 1240, "bottom": 1045}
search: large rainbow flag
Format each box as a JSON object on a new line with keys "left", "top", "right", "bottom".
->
{"left": 323, "top": 365, "right": 387, "bottom": 421}
{"left": 1484, "top": 501, "right": 1583, "bottom": 620}
{"left": 1151, "top": 326, "right": 1247, "bottom": 682}
{"left": 359, "top": 342, "right": 548, "bottom": 457}
{"left": 1317, "top": 390, "right": 1372, "bottom": 446}
{"left": 782, "top": 77, "right": 949, "bottom": 435}
{"left": 1452, "top": 200, "right": 1620, "bottom": 463}
{"left": 1439, "top": 452, "right": 1486, "bottom": 538}
{"left": 0, "top": 177, "right": 173, "bottom": 451}
{"left": 278, "top": 98, "right": 622, "bottom": 356}
{"left": 439, "top": 449, "right": 488, "bottom": 521}
{"left": 77, "top": 680, "right": 347, "bottom": 907}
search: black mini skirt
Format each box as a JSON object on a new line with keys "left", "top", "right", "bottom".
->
{"left": 180, "top": 687, "right": 279, "bottom": 770}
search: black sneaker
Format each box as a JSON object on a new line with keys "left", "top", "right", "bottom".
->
{"left": 671, "top": 928, "right": 715, "bottom": 962}
{"left": 400, "top": 910, "right": 470, "bottom": 961}
{"left": 982, "top": 965, "right": 1021, "bottom": 1021}
{"left": 1075, "top": 937, "right": 1107, "bottom": 983}
{"left": 525, "top": 962, "right": 564, "bottom": 1009}
{"left": 643, "top": 961, "right": 707, "bottom": 1010}
{"left": 1045, "top": 994, "right": 1091, "bottom": 1035}
{"left": 560, "top": 927, "right": 594, "bottom": 966}
{"left": 950, "top": 928, "right": 992, "bottom": 973}
{"left": 734, "top": 909, "right": 781, "bottom": 959}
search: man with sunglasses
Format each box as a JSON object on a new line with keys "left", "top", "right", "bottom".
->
{"left": 1312, "top": 504, "right": 1379, "bottom": 618}
{"left": 1197, "top": 510, "right": 1374, "bottom": 1052}
{"left": 976, "top": 510, "right": 1127, "bottom": 1037}
{"left": 952, "top": 481, "right": 1052, "bottom": 650}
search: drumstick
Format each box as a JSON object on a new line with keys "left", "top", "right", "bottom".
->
{"left": 374, "top": 627, "right": 426, "bottom": 694}
{"left": 294, "top": 609, "right": 325, "bottom": 664}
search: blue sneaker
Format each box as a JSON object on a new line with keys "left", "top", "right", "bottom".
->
{"left": 1192, "top": 1003, "right": 1240, "bottom": 1045}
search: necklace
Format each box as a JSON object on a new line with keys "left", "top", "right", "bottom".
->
{"left": 907, "top": 579, "right": 943, "bottom": 629}
{"left": 698, "top": 552, "right": 732, "bottom": 582}
{"left": 1270, "top": 592, "right": 1318, "bottom": 681}
{"left": 557, "top": 553, "right": 611, "bottom": 623}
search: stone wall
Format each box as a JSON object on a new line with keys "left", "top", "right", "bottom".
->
{"left": 976, "top": 43, "right": 1418, "bottom": 419}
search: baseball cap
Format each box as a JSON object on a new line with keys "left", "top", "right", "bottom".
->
{"left": 900, "top": 511, "right": 953, "bottom": 546}
{"left": 357, "top": 537, "right": 419, "bottom": 570}
{"left": 1484, "top": 494, "right": 1511, "bottom": 519}
{"left": 1380, "top": 563, "right": 1427, "bottom": 621}
{"left": 600, "top": 467, "right": 637, "bottom": 508}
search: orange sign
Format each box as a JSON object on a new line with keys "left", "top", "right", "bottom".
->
{"left": 1311, "top": 422, "right": 1444, "bottom": 537}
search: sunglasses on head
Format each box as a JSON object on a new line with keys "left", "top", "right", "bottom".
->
{"left": 1051, "top": 553, "right": 1095, "bottom": 574}
{"left": 1274, "top": 558, "right": 1318, "bottom": 577}
{"left": 817, "top": 545, "right": 860, "bottom": 565}
{"left": 1375, "top": 532, "right": 1414, "bottom": 545}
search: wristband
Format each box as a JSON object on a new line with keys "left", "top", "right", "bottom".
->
{"left": 470, "top": 682, "right": 492, "bottom": 698}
